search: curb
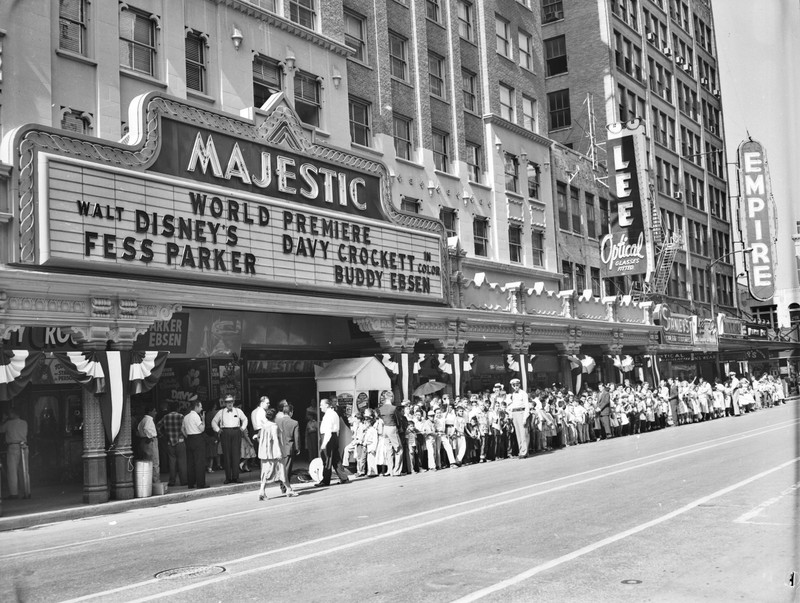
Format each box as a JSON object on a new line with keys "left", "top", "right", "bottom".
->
{"left": 0, "top": 480, "right": 263, "bottom": 532}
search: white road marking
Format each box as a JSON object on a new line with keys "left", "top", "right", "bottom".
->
{"left": 5, "top": 418, "right": 791, "bottom": 563}
{"left": 733, "top": 481, "right": 800, "bottom": 524}
{"left": 58, "top": 421, "right": 799, "bottom": 603}
{"left": 452, "top": 457, "right": 800, "bottom": 603}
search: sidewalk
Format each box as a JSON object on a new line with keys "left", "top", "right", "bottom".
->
{"left": 0, "top": 460, "right": 313, "bottom": 532}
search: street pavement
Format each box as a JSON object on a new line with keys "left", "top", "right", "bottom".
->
{"left": 0, "top": 401, "right": 798, "bottom": 603}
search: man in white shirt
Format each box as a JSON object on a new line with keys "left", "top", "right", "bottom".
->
{"left": 251, "top": 396, "right": 270, "bottom": 436}
{"left": 315, "top": 398, "right": 350, "bottom": 486}
{"left": 136, "top": 406, "right": 160, "bottom": 484}
{"left": 506, "top": 378, "right": 531, "bottom": 458}
{"left": 212, "top": 395, "right": 248, "bottom": 484}
{"left": 181, "top": 400, "right": 208, "bottom": 489}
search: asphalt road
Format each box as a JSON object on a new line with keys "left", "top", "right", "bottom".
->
{"left": 1, "top": 402, "right": 798, "bottom": 603}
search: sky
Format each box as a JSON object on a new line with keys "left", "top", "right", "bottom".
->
{"left": 712, "top": 0, "right": 800, "bottom": 312}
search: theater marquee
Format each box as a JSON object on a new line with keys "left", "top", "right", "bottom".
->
{"left": 4, "top": 93, "right": 446, "bottom": 302}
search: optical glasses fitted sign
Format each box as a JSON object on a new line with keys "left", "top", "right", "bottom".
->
{"left": 601, "top": 120, "right": 654, "bottom": 279}
{"left": 10, "top": 94, "right": 445, "bottom": 302}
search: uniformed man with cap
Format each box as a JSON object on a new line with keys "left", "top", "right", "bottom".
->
{"left": 506, "top": 378, "right": 531, "bottom": 458}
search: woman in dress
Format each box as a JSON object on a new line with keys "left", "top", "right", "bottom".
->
{"left": 257, "top": 408, "right": 297, "bottom": 500}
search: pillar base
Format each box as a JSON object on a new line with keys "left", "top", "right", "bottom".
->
{"left": 83, "top": 452, "right": 109, "bottom": 504}
{"left": 110, "top": 448, "right": 134, "bottom": 500}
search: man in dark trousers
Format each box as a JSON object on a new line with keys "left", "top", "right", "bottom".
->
{"left": 276, "top": 401, "right": 300, "bottom": 492}
{"left": 315, "top": 398, "right": 350, "bottom": 486}
{"left": 181, "top": 400, "right": 209, "bottom": 489}
{"left": 211, "top": 394, "right": 248, "bottom": 484}
{"left": 597, "top": 383, "right": 613, "bottom": 439}
{"left": 377, "top": 391, "right": 404, "bottom": 476}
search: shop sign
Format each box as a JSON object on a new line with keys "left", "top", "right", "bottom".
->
{"left": 694, "top": 317, "right": 718, "bottom": 347}
{"left": 737, "top": 139, "right": 777, "bottom": 302}
{"left": 718, "top": 315, "right": 745, "bottom": 338}
{"left": 137, "top": 312, "right": 189, "bottom": 353}
{"left": 7, "top": 94, "right": 445, "bottom": 303}
{"left": 652, "top": 304, "right": 694, "bottom": 346}
{"left": 657, "top": 351, "right": 716, "bottom": 362}
{"left": 719, "top": 348, "right": 771, "bottom": 362}
{"left": 601, "top": 120, "right": 653, "bottom": 278}
{"left": 2, "top": 326, "right": 78, "bottom": 350}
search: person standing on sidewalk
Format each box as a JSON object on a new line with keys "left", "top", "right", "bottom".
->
{"left": 506, "top": 378, "right": 531, "bottom": 458}
{"left": 377, "top": 391, "right": 404, "bottom": 476}
{"left": 157, "top": 399, "right": 188, "bottom": 487}
{"left": 1, "top": 408, "right": 29, "bottom": 499}
{"left": 276, "top": 402, "right": 300, "bottom": 491}
{"left": 212, "top": 395, "right": 248, "bottom": 484}
{"left": 136, "top": 406, "right": 160, "bottom": 485}
{"left": 181, "top": 400, "right": 208, "bottom": 489}
{"left": 314, "top": 398, "right": 350, "bottom": 487}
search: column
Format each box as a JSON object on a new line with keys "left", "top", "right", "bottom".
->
{"left": 82, "top": 385, "right": 109, "bottom": 504}
{"left": 110, "top": 349, "right": 135, "bottom": 500}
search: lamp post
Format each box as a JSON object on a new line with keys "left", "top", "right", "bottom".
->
{"left": 709, "top": 246, "right": 753, "bottom": 379}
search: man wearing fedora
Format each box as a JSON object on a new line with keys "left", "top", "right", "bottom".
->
{"left": 212, "top": 394, "right": 249, "bottom": 484}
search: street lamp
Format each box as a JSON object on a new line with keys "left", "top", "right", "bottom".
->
{"left": 709, "top": 246, "right": 754, "bottom": 327}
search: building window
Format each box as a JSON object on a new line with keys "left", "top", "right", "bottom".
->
{"left": 495, "top": 15, "right": 511, "bottom": 58}
{"left": 389, "top": 32, "right": 408, "bottom": 81}
{"left": 570, "top": 186, "right": 582, "bottom": 233}
{"left": 393, "top": 114, "right": 413, "bottom": 160}
{"left": 499, "top": 83, "right": 515, "bottom": 122}
{"left": 289, "top": 0, "right": 316, "bottom": 29}
{"left": 60, "top": 108, "right": 92, "bottom": 134}
{"left": 428, "top": 52, "right": 446, "bottom": 99}
{"left": 432, "top": 130, "right": 450, "bottom": 172}
{"left": 575, "top": 264, "right": 586, "bottom": 292}
{"left": 562, "top": 260, "right": 574, "bottom": 290}
{"left": 440, "top": 208, "right": 458, "bottom": 239}
{"left": 599, "top": 197, "right": 610, "bottom": 236}
{"left": 185, "top": 31, "right": 207, "bottom": 93}
{"left": 349, "top": 97, "right": 371, "bottom": 146}
{"left": 474, "top": 218, "right": 489, "bottom": 257}
{"left": 557, "top": 181, "right": 569, "bottom": 230}
{"left": 401, "top": 196, "right": 420, "bottom": 214}
{"left": 253, "top": 56, "right": 282, "bottom": 108}
{"left": 585, "top": 193, "right": 596, "bottom": 238}
{"left": 519, "top": 30, "right": 534, "bottom": 70}
{"left": 457, "top": 1, "right": 474, "bottom": 41}
{"left": 119, "top": 7, "right": 156, "bottom": 76}
{"left": 522, "top": 95, "right": 537, "bottom": 132}
{"left": 294, "top": 71, "right": 321, "bottom": 126}
{"left": 544, "top": 36, "right": 567, "bottom": 77}
{"left": 344, "top": 10, "right": 367, "bottom": 62}
{"left": 531, "top": 230, "right": 544, "bottom": 266}
{"left": 527, "top": 163, "right": 540, "bottom": 199}
{"left": 426, "top": 0, "right": 441, "bottom": 23}
{"left": 504, "top": 153, "right": 519, "bottom": 193}
{"left": 248, "top": 0, "right": 277, "bottom": 9}
{"left": 59, "top": 0, "right": 87, "bottom": 55}
{"left": 509, "top": 225, "right": 523, "bottom": 263}
{"left": 465, "top": 142, "right": 482, "bottom": 183}
{"left": 542, "top": 0, "right": 564, "bottom": 23}
{"left": 591, "top": 267, "right": 601, "bottom": 296}
{"left": 751, "top": 305, "right": 778, "bottom": 330}
{"left": 548, "top": 89, "right": 571, "bottom": 130}
{"left": 462, "top": 69, "right": 478, "bottom": 113}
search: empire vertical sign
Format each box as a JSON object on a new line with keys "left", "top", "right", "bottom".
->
{"left": 602, "top": 120, "right": 653, "bottom": 279}
{"left": 737, "top": 139, "right": 777, "bottom": 301}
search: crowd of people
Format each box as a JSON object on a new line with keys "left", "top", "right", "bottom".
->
{"left": 337, "top": 373, "right": 789, "bottom": 476}
{"left": 132, "top": 372, "right": 790, "bottom": 499}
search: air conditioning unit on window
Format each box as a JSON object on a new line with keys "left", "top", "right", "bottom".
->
{"left": 663, "top": 46, "right": 672, "bottom": 56}
{"left": 673, "top": 191, "right": 682, "bottom": 200}
{"left": 709, "top": 125, "right": 717, "bottom": 134}
{"left": 683, "top": 64, "right": 693, "bottom": 74}
{"left": 676, "top": 56, "right": 684, "bottom": 65}
{"left": 712, "top": 88, "right": 721, "bottom": 97}
{"left": 700, "top": 77, "right": 709, "bottom": 85}
{"left": 646, "top": 32, "right": 656, "bottom": 42}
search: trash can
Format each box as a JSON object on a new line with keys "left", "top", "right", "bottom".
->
{"left": 134, "top": 460, "right": 153, "bottom": 498}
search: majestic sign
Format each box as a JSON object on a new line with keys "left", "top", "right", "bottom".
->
{"left": 601, "top": 120, "right": 653, "bottom": 278}
{"left": 737, "top": 139, "right": 777, "bottom": 301}
{"left": 7, "top": 94, "right": 445, "bottom": 303}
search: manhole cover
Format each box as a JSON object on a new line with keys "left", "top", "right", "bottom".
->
{"left": 621, "top": 579, "right": 642, "bottom": 585}
{"left": 155, "top": 566, "right": 226, "bottom": 580}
